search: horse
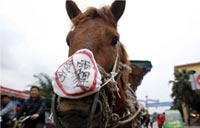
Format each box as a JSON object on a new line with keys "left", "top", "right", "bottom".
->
{"left": 52, "top": 0, "right": 144, "bottom": 127}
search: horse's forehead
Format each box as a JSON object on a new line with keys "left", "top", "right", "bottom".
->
{"left": 76, "top": 20, "right": 106, "bottom": 31}
{"left": 71, "top": 20, "right": 119, "bottom": 42}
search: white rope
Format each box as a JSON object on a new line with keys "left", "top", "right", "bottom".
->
{"left": 101, "top": 73, "right": 118, "bottom": 87}
{"left": 101, "top": 48, "right": 119, "bottom": 87}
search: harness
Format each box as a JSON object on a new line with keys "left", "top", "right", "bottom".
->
{"left": 51, "top": 46, "right": 143, "bottom": 128}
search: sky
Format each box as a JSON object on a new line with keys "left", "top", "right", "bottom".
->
{"left": 1, "top": 0, "right": 200, "bottom": 114}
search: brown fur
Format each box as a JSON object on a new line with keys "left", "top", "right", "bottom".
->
{"left": 71, "top": 7, "right": 117, "bottom": 28}
{"left": 67, "top": 5, "right": 130, "bottom": 110}
{"left": 57, "top": 1, "right": 130, "bottom": 127}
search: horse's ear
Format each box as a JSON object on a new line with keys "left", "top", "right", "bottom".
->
{"left": 110, "top": 0, "right": 126, "bottom": 22}
{"left": 66, "top": 0, "right": 82, "bottom": 20}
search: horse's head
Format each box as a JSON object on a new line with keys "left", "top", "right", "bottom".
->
{"left": 52, "top": 0, "right": 132, "bottom": 128}
{"left": 66, "top": 0, "right": 127, "bottom": 72}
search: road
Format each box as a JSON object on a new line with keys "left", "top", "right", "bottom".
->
{"left": 152, "top": 122, "right": 199, "bottom": 128}
{"left": 151, "top": 126, "right": 199, "bottom": 128}
{"left": 184, "top": 126, "right": 200, "bottom": 128}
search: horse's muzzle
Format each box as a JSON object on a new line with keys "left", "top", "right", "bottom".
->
{"left": 54, "top": 94, "right": 103, "bottom": 128}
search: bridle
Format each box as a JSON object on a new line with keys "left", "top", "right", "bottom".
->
{"left": 52, "top": 43, "right": 121, "bottom": 127}
{"left": 51, "top": 44, "right": 143, "bottom": 128}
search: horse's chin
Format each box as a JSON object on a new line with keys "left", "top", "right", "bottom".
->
{"left": 57, "top": 95, "right": 103, "bottom": 128}
{"left": 56, "top": 96, "right": 92, "bottom": 128}
{"left": 58, "top": 109, "right": 90, "bottom": 128}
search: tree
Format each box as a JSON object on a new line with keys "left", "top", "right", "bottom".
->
{"left": 33, "top": 73, "right": 54, "bottom": 112}
{"left": 169, "top": 69, "right": 200, "bottom": 114}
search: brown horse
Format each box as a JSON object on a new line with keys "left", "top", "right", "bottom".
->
{"left": 52, "top": 0, "right": 144, "bottom": 128}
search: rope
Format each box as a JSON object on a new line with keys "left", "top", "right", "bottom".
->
{"left": 51, "top": 51, "right": 143, "bottom": 128}
{"left": 110, "top": 105, "right": 142, "bottom": 128}
{"left": 118, "top": 105, "right": 142, "bottom": 125}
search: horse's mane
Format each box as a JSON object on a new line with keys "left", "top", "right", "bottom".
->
{"left": 72, "top": 6, "right": 117, "bottom": 28}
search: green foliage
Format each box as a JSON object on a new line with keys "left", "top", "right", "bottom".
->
{"left": 33, "top": 73, "right": 54, "bottom": 112}
{"left": 169, "top": 69, "right": 200, "bottom": 113}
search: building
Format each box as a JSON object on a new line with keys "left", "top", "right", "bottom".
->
{"left": 175, "top": 62, "right": 200, "bottom": 74}
{"left": 0, "top": 85, "right": 29, "bottom": 99}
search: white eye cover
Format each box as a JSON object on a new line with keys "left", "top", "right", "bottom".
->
{"left": 52, "top": 49, "right": 102, "bottom": 99}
